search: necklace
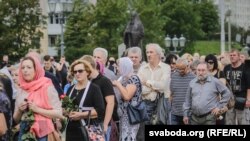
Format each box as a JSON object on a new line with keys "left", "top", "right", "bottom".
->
{"left": 75, "top": 89, "right": 81, "bottom": 97}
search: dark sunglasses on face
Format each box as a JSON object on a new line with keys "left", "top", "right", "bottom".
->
{"left": 73, "top": 69, "right": 85, "bottom": 74}
{"left": 207, "top": 61, "right": 214, "bottom": 64}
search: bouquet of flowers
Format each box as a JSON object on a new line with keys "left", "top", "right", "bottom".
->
{"left": 22, "top": 109, "right": 37, "bottom": 141}
{"left": 60, "top": 94, "right": 79, "bottom": 132}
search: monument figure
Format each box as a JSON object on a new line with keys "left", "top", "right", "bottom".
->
{"left": 124, "top": 11, "right": 144, "bottom": 49}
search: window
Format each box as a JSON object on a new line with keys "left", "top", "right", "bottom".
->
{"left": 49, "top": 35, "right": 57, "bottom": 47}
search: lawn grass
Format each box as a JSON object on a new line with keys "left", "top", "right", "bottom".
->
{"left": 193, "top": 40, "right": 242, "bottom": 55}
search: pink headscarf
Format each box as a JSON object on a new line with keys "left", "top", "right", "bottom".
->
{"left": 96, "top": 61, "right": 104, "bottom": 75}
{"left": 19, "top": 55, "right": 55, "bottom": 138}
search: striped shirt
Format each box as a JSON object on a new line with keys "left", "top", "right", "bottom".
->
{"left": 170, "top": 71, "right": 195, "bottom": 116}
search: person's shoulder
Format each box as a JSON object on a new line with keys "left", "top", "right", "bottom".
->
{"left": 90, "top": 82, "right": 100, "bottom": 90}
{"left": 224, "top": 64, "right": 231, "bottom": 70}
{"left": 0, "top": 91, "right": 10, "bottom": 104}
{"left": 189, "top": 77, "right": 197, "bottom": 85}
{"left": 160, "top": 62, "right": 170, "bottom": 69}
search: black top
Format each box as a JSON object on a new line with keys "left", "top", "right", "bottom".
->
{"left": 66, "top": 82, "right": 105, "bottom": 122}
{"left": 66, "top": 82, "right": 105, "bottom": 141}
{"left": 92, "top": 73, "right": 115, "bottom": 102}
{"left": 92, "top": 73, "right": 120, "bottom": 121}
{"left": 224, "top": 64, "right": 250, "bottom": 98}
{"left": 45, "top": 71, "right": 63, "bottom": 96}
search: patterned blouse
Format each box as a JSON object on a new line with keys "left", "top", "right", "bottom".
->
{"left": 119, "top": 75, "right": 142, "bottom": 115}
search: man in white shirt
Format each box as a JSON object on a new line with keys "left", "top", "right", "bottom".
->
{"left": 137, "top": 43, "right": 171, "bottom": 140}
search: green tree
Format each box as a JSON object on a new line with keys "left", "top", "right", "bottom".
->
{"left": 64, "top": 0, "right": 127, "bottom": 62}
{"left": 161, "top": 0, "right": 204, "bottom": 55}
{"left": 0, "top": 0, "right": 46, "bottom": 62}
{"left": 132, "top": 0, "right": 166, "bottom": 52}
{"left": 197, "top": 0, "right": 219, "bottom": 40}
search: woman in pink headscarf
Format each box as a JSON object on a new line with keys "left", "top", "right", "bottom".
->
{"left": 13, "top": 55, "right": 63, "bottom": 141}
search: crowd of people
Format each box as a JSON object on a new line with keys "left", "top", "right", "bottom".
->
{"left": 0, "top": 44, "right": 250, "bottom": 141}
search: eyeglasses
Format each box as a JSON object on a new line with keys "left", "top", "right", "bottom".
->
{"left": 73, "top": 69, "right": 85, "bottom": 74}
{"left": 207, "top": 61, "right": 214, "bottom": 64}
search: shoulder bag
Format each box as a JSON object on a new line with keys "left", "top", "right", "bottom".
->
{"left": 78, "top": 81, "right": 105, "bottom": 141}
{"left": 126, "top": 75, "right": 149, "bottom": 125}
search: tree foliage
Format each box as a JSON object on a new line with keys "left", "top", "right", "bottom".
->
{"left": 64, "top": 0, "right": 220, "bottom": 60}
{"left": 64, "top": 0, "right": 127, "bottom": 62}
{"left": 0, "top": 0, "right": 46, "bottom": 62}
{"left": 197, "top": 0, "right": 219, "bottom": 40}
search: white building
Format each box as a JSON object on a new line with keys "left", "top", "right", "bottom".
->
{"left": 213, "top": 0, "right": 250, "bottom": 30}
{"left": 39, "top": 0, "right": 96, "bottom": 56}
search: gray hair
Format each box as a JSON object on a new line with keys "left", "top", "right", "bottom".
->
{"left": 127, "top": 46, "right": 142, "bottom": 57}
{"left": 176, "top": 58, "right": 189, "bottom": 66}
{"left": 93, "top": 47, "right": 108, "bottom": 59}
{"left": 146, "top": 43, "right": 163, "bottom": 56}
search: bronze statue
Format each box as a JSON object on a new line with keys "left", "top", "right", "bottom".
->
{"left": 124, "top": 11, "right": 144, "bottom": 49}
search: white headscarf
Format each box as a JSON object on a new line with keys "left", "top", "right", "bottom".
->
{"left": 118, "top": 57, "right": 134, "bottom": 78}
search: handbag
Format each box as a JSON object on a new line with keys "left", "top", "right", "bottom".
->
{"left": 82, "top": 110, "right": 105, "bottom": 141}
{"left": 127, "top": 100, "right": 149, "bottom": 125}
{"left": 150, "top": 93, "right": 168, "bottom": 125}
{"left": 234, "top": 97, "right": 246, "bottom": 110}
{"left": 109, "top": 119, "right": 119, "bottom": 141}
{"left": 76, "top": 81, "right": 105, "bottom": 141}
{"left": 126, "top": 75, "right": 149, "bottom": 125}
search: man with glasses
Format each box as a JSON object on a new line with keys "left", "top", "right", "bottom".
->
{"left": 170, "top": 58, "right": 195, "bottom": 125}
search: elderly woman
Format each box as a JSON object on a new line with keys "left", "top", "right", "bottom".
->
{"left": 66, "top": 59, "right": 105, "bottom": 141}
{"left": 13, "top": 55, "right": 63, "bottom": 141}
{"left": 112, "top": 57, "right": 142, "bottom": 141}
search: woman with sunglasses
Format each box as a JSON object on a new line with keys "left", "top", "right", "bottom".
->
{"left": 65, "top": 59, "right": 105, "bottom": 141}
{"left": 205, "top": 54, "right": 227, "bottom": 125}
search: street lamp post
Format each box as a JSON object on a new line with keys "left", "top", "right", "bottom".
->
{"left": 48, "top": 0, "right": 73, "bottom": 57}
{"left": 164, "top": 34, "right": 186, "bottom": 54}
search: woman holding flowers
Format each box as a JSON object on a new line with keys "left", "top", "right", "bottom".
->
{"left": 13, "top": 55, "right": 63, "bottom": 141}
{"left": 65, "top": 59, "right": 105, "bottom": 141}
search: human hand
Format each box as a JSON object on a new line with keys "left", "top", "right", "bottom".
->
{"left": 18, "top": 100, "right": 28, "bottom": 113}
{"left": 69, "top": 111, "right": 82, "bottom": 121}
{"left": 245, "top": 100, "right": 250, "bottom": 108}
{"left": 183, "top": 116, "right": 189, "bottom": 125}
{"left": 103, "top": 124, "right": 108, "bottom": 134}
{"left": 28, "top": 101, "right": 39, "bottom": 113}
{"left": 211, "top": 108, "right": 220, "bottom": 116}
{"left": 55, "top": 119, "right": 62, "bottom": 131}
{"left": 112, "top": 80, "right": 120, "bottom": 87}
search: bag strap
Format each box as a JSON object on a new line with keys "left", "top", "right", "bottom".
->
{"left": 128, "top": 75, "right": 142, "bottom": 104}
{"left": 79, "top": 81, "right": 91, "bottom": 108}
{"left": 76, "top": 81, "right": 93, "bottom": 126}
{"left": 68, "top": 85, "right": 76, "bottom": 98}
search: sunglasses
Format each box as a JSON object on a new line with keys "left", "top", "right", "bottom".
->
{"left": 207, "top": 61, "right": 214, "bottom": 64}
{"left": 73, "top": 69, "right": 85, "bottom": 74}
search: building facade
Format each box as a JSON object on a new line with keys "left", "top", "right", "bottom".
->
{"left": 39, "top": 0, "right": 96, "bottom": 56}
{"left": 214, "top": 0, "right": 250, "bottom": 30}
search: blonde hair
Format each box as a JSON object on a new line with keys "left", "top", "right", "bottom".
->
{"left": 70, "top": 59, "right": 94, "bottom": 79}
{"left": 80, "top": 55, "right": 96, "bottom": 69}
